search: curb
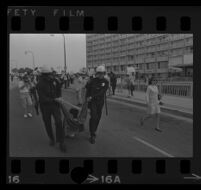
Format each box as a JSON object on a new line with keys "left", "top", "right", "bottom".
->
{"left": 108, "top": 95, "right": 193, "bottom": 119}
{"left": 62, "top": 88, "right": 193, "bottom": 119}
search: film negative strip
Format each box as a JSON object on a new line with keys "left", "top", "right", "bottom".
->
{"left": 5, "top": 4, "right": 201, "bottom": 185}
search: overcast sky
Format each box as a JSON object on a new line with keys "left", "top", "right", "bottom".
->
{"left": 10, "top": 34, "right": 86, "bottom": 73}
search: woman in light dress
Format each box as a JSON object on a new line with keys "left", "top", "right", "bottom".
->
{"left": 140, "top": 77, "right": 162, "bottom": 132}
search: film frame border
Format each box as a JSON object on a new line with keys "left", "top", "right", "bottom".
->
{"left": 5, "top": 5, "right": 201, "bottom": 185}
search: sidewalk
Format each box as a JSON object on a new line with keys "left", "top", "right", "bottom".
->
{"left": 66, "top": 83, "right": 193, "bottom": 116}
{"left": 109, "top": 88, "right": 193, "bottom": 114}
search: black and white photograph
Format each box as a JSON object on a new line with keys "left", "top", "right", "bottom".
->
{"left": 9, "top": 34, "right": 193, "bottom": 157}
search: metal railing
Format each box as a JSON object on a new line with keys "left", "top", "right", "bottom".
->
{"left": 116, "top": 80, "right": 193, "bottom": 98}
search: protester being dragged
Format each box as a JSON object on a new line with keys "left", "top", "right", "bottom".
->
{"left": 110, "top": 71, "right": 117, "bottom": 95}
{"left": 18, "top": 72, "right": 33, "bottom": 118}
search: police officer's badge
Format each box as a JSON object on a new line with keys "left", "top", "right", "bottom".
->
{"left": 53, "top": 81, "right": 56, "bottom": 86}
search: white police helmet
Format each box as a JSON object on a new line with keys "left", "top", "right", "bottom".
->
{"left": 40, "top": 65, "right": 52, "bottom": 73}
{"left": 88, "top": 68, "right": 95, "bottom": 76}
{"left": 96, "top": 65, "right": 106, "bottom": 73}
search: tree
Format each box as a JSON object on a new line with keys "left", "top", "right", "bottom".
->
{"left": 24, "top": 67, "right": 33, "bottom": 74}
{"left": 18, "top": 68, "right": 25, "bottom": 73}
{"left": 11, "top": 68, "right": 18, "bottom": 73}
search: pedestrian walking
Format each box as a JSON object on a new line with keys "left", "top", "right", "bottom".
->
{"left": 125, "top": 74, "right": 131, "bottom": 98}
{"left": 36, "top": 65, "right": 66, "bottom": 152}
{"left": 140, "top": 77, "right": 162, "bottom": 132}
{"left": 105, "top": 72, "right": 111, "bottom": 96}
{"left": 129, "top": 73, "right": 135, "bottom": 96}
{"left": 18, "top": 73, "right": 33, "bottom": 118}
{"left": 85, "top": 65, "right": 109, "bottom": 144}
{"left": 110, "top": 72, "right": 117, "bottom": 95}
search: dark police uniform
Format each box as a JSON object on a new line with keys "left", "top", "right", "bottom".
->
{"left": 36, "top": 75, "right": 65, "bottom": 145}
{"left": 86, "top": 77, "right": 109, "bottom": 138}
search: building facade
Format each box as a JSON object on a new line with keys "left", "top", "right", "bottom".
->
{"left": 86, "top": 34, "right": 193, "bottom": 80}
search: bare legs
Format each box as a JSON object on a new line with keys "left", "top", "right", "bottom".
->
{"left": 155, "top": 113, "right": 162, "bottom": 132}
{"left": 140, "top": 114, "right": 152, "bottom": 125}
{"left": 140, "top": 113, "right": 161, "bottom": 132}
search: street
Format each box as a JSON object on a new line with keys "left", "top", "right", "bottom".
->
{"left": 9, "top": 79, "right": 193, "bottom": 157}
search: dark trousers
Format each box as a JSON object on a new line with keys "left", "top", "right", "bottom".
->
{"left": 40, "top": 103, "right": 64, "bottom": 143}
{"left": 89, "top": 99, "right": 104, "bottom": 137}
{"left": 64, "top": 80, "right": 67, "bottom": 89}
{"left": 130, "top": 84, "right": 134, "bottom": 96}
{"left": 111, "top": 85, "right": 116, "bottom": 95}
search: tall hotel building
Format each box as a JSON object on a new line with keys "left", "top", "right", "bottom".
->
{"left": 86, "top": 34, "right": 193, "bottom": 79}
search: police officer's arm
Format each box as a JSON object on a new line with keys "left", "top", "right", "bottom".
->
{"left": 91, "top": 80, "right": 109, "bottom": 98}
{"left": 85, "top": 80, "right": 92, "bottom": 98}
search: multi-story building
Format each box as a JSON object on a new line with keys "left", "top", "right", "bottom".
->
{"left": 86, "top": 34, "right": 193, "bottom": 80}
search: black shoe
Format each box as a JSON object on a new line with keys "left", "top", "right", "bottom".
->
{"left": 89, "top": 136, "right": 96, "bottom": 144}
{"left": 49, "top": 140, "right": 55, "bottom": 146}
{"left": 59, "top": 143, "right": 67, "bottom": 153}
{"left": 155, "top": 128, "right": 162, "bottom": 132}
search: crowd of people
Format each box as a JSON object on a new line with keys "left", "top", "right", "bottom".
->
{"left": 10, "top": 65, "right": 163, "bottom": 153}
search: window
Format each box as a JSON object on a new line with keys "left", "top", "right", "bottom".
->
{"left": 158, "top": 62, "right": 160, "bottom": 69}
{"left": 147, "top": 63, "right": 149, "bottom": 70}
{"left": 159, "top": 61, "right": 168, "bottom": 69}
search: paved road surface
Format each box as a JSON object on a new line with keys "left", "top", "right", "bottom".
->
{"left": 114, "top": 88, "right": 193, "bottom": 114}
{"left": 9, "top": 79, "right": 193, "bottom": 157}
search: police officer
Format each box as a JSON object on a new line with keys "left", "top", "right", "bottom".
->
{"left": 36, "top": 65, "right": 66, "bottom": 152}
{"left": 85, "top": 65, "right": 109, "bottom": 144}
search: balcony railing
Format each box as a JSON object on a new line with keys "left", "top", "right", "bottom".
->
{"left": 117, "top": 80, "right": 193, "bottom": 98}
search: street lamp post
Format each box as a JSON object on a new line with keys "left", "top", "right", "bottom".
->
{"left": 25, "top": 50, "right": 35, "bottom": 69}
{"left": 50, "top": 34, "right": 67, "bottom": 74}
{"left": 62, "top": 34, "right": 67, "bottom": 74}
